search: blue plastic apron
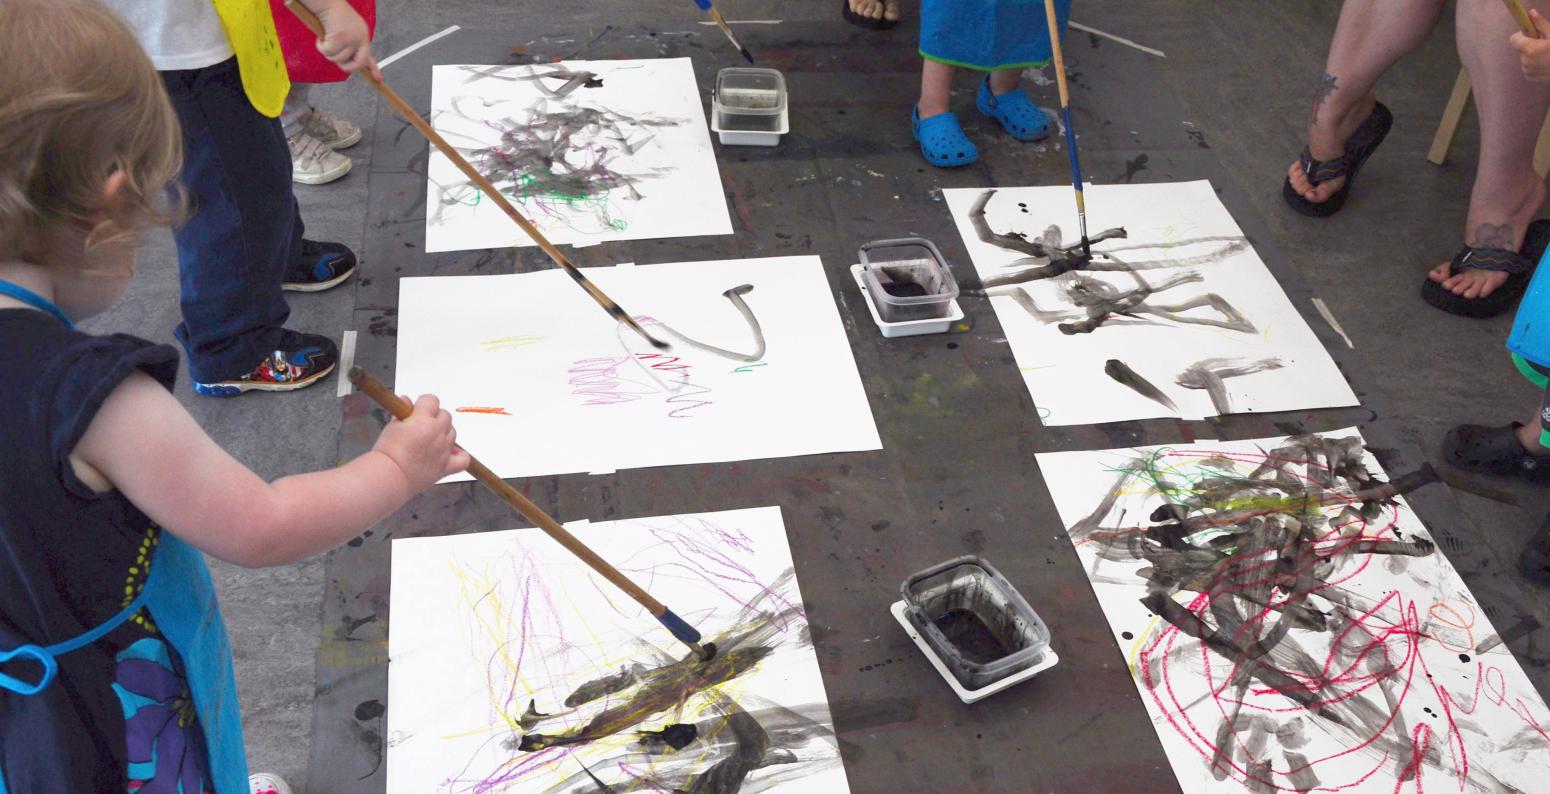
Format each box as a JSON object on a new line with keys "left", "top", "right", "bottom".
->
{"left": 1509, "top": 246, "right": 1550, "bottom": 367}
{"left": 0, "top": 280, "right": 248, "bottom": 793}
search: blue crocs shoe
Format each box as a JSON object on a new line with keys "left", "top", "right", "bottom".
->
{"left": 911, "top": 106, "right": 978, "bottom": 168}
{"left": 975, "top": 77, "right": 1052, "bottom": 142}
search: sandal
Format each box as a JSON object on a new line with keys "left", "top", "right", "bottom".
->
{"left": 912, "top": 106, "right": 978, "bottom": 168}
{"left": 975, "top": 77, "right": 1052, "bottom": 142}
{"left": 1282, "top": 101, "right": 1393, "bottom": 218}
{"left": 1441, "top": 422, "right": 1550, "bottom": 484}
{"left": 1421, "top": 218, "right": 1550, "bottom": 319}
{"left": 841, "top": 0, "right": 899, "bottom": 30}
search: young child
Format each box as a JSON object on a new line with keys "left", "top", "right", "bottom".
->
{"left": 273, "top": 0, "right": 376, "bottom": 185}
{"left": 0, "top": 3, "right": 469, "bottom": 792}
{"left": 99, "top": 0, "right": 374, "bottom": 396}
{"left": 913, "top": 0, "right": 1072, "bottom": 167}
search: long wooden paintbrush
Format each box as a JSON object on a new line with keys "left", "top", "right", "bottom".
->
{"left": 284, "top": 0, "right": 670, "bottom": 350}
{"left": 1041, "top": 0, "right": 1090, "bottom": 259}
{"left": 349, "top": 367, "right": 717, "bottom": 662}
{"left": 1502, "top": 0, "right": 1541, "bottom": 36}
{"left": 694, "top": 0, "right": 755, "bottom": 63}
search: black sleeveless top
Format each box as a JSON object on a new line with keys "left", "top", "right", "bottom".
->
{"left": 0, "top": 308, "right": 201, "bottom": 792}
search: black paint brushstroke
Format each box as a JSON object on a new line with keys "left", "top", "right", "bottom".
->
{"left": 1105, "top": 359, "right": 1178, "bottom": 412}
{"left": 1175, "top": 357, "right": 1285, "bottom": 414}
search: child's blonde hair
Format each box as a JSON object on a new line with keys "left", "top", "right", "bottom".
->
{"left": 0, "top": 0, "right": 183, "bottom": 264}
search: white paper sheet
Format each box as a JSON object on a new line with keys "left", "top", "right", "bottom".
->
{"left": 943, "top": 181, "right": 1359, "bottom": 425}
{"left": 394, "top": 255, "right": 881, "bottom": 479}
{"left": 1035, "top": 430, "right": 1550, "bottom": 793}
{"left": 386, "top": 506, "right": 849, "bottom": 793}
{"left": 425, "top": 58, "right": 731, "bottom": 252}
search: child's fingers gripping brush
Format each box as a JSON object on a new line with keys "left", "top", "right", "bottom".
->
{"left": 349, "top": 367, "right": 717, "bottom": 662}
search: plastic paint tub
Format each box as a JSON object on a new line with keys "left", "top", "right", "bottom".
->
{"left": 712, "top": 67, "right": 789, "bottom": 146}
{"left": 858, "top": 238, "right": 960, "bottom": 323}
{"left": 899, "top": 556, "right": 1053, "bottom": 694}
{"left": 850, "top": 265, "right": 964, "bottom": 338}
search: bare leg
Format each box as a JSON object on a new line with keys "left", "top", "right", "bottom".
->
{"left": 988, "top": 68, "right": 1021, "bottom": 95}
{"left": 920, "top": 59, "right": 955, "bottom": 118}
{"left": 1287, "top": 0, "right": 1447, "bottom": 203}
{"left": 1519, "top": 406, "right": 1550, "bottom": 453}
{"left": 1428, "top": 0, "right": 1550, "bottom": 298}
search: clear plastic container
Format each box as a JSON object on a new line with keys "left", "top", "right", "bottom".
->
{"left": 712, "top": 68, "right": 788, "bottom": 145}
{"left": 858, "top": 238, "right": 960, "bottom": 323}
{"left": 900, "top": 556, "right": 1052, "bottom": 691}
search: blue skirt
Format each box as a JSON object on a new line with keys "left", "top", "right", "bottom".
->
{"left": 920, "top": 0, "right": 1073, "bottom": 71}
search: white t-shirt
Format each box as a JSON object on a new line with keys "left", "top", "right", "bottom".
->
{"left": 101, "top": 1, "right": 234, "bottom": 71}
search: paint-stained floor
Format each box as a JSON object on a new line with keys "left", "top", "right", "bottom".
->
{"left": 87, "top": 1, "right": 1549, "bottom": 790}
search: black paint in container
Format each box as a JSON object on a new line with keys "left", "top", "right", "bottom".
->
{"left": 901, "top": 556, "right": 1051, "bottom": 691}
{"left": 859, "top": 238, "right": 960, "bottom": 323}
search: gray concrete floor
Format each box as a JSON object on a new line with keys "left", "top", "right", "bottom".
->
{"left": 82, "top": 1, "right": 1549, "bottom": 789}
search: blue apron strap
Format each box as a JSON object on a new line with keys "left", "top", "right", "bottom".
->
{"left": 140, "top": 533, "right": 249, "bottom": 794}
{"left": 0, "top": 589, "right": 151, "bottom": 695}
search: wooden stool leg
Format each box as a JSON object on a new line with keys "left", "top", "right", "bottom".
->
{"left": 1428, "top": 69, "right": 1473, "bottom": 166}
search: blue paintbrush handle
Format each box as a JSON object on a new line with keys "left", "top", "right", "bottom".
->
{"left": 694, "top": 0, "right": 712, "bottom": 9}
{"left": 1060, "top": 107, "right": 1083, "bottom": 191}
{"left": 656, "top": 608, "right": 704, "bottom": 645}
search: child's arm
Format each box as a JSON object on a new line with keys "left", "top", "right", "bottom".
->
{"left": 1512, "top": 9, "right": 1550, "bottom": 83}
{"left": 70, "top": 372, "right": 470, "bottom": 567}
{"left": 295, "top": 0, "right": 378, "bottom": 77}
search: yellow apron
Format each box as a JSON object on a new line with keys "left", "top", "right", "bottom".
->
{"left": 211, "top": 0, "right": 290, "bottom": 117}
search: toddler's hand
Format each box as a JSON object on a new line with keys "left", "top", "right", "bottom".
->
{"left": 373, "top": 394, "right": 471, "bottom": 491}
{"left": 1512, "top": 9, "right": 1550, "bottom": 83}
{"left": 313, "top": 0, "right": 380, "bottom": 79}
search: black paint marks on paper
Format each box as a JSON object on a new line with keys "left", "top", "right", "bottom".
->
{"left": 1105, "top": 359, "right": 1178, "bottom": 412}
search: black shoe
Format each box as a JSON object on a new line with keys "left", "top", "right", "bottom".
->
{"left": 283, "top": 240, "right": 357, "bottom": 292}
{"left": 1519, "top": 513, "right": 1550, "bottom": 587}
{"left": 192, "top": 330, "right": 338, "bottom": 397}
{"left": 1442, "top": 422, "right": 1550, "bottom": 484}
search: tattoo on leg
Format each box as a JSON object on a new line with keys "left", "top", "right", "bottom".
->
{"left": 1311, "top": 72, "right": 1338, "bottom": 123}
{"left": 1471, "top": 222, "right": 1516, "bottom": 251}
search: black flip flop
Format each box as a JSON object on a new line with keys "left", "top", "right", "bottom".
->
{"left": 1421, "top": 218, "right": 1550, "bottom": 319}
{"left": 1282, "top": 101, "right": 1393, "bottom": 218}
{"left": 1442, "top": 422, "right": 1550, "bottom": 484}
{"left": 841, "top": 0, "right": 899, "bottom": 30}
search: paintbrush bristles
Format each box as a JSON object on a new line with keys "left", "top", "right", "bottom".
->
{"left": 708, "top": 8, "right": 756, "bottom": 63}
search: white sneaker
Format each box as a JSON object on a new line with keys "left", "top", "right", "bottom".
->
{"left": 288, "top": 131, "right": 351, "bottom": 185}
{"left": 249, "top": 772, "right": 293, "bottom": 794}
{"left": 299, "top": 107, "right": 363, "bottom": 150}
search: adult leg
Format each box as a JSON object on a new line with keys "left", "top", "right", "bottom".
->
{"left": 1287, "top": 0, "right": 1447, "bottom": 204}
{"left": 1428, "top": 0, "right": 1550, "bottom": 299}
{"left": 161, "top": 58, "right": 295, "bottom": 383}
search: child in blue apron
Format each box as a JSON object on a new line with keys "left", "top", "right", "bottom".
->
{"left": 912, "top": 0, "right": 1073, "bottom": 167}
{"left": 0, "top": 2, "right": 470, "bottom": 792}
{"left": 1444, "top": 233, "right": 1550, "bottom": 585}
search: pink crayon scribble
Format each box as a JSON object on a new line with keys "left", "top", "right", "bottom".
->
{"left": 566, "top": 353, "right": 714, "bottom": 418}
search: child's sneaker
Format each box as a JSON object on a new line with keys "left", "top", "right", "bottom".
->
{"left": 298, "top": 107, "right": 363, "bottom": 150}
{"left": 249, "top": 772, "right": 293, "bottom": 794}
{"left": 192, "top": 330, "right": 339, "bottom": 397}
{"left": 288, "top": 131, "right": 351, "bottom": 185}
{"left": 284, "top": 239, "right": 358, "bottom": 292}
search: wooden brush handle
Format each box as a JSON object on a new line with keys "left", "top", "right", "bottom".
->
{"left": 282, "top": 1, "right": 668, "bottom": 349}
{"left": 348, "top": 367, "right": 669, "bottom": 616}
{"left": 1042, "top": 0, "right": 1072, "bottom": 107}
{"left": 1502, "top": 0, "right": 1541, "bottom": 36}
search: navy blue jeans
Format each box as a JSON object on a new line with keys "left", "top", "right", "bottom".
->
{"left": 160, "top": 58, "right": 301, "bottom": 382}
